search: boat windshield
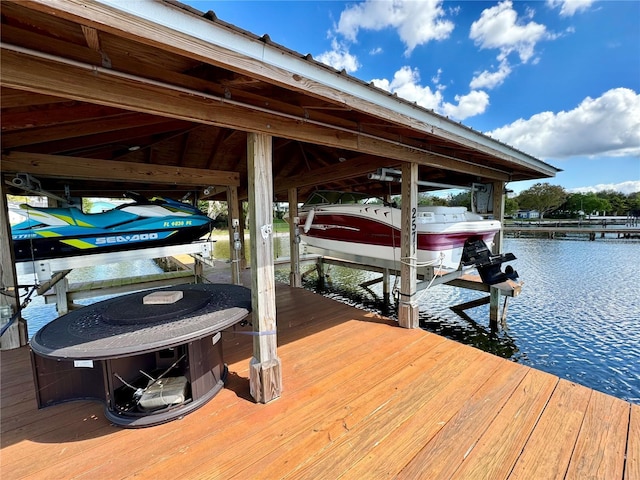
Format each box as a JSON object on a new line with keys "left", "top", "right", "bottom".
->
{"left": 303, "top": 191, "right": 385, "bottom": 207}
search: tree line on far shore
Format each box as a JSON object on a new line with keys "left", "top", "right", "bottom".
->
{"left": 424, "top": 183, "right": 640, "bottom": 220}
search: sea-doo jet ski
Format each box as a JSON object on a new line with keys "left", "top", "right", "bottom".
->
{"left": 10, "top": 192, "right": 213, "bottom": 262}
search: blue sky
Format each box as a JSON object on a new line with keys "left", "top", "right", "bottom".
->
{"left": 184, "top": 0, "right": 640, "bottom": 195}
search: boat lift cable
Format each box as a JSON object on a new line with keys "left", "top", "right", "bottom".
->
{"left": 399, "top": 253, "right": 445, "bottom": 268}
{"left": 0, "top": 281, "right": 38, "bottom": 337}
{"left": 413, "top": 254, "right": 445, "bottom": 304}
{"left": 384, "top": 184, "right": 445, "bottom": 300}
{"left": 388, "top": 183, "right": 401, "bottom": 297}
{"left": 23, "top": 204, "right": 41, "bottom": 289}
{"left": 393, "top": 253, "right": 446, "bottom": 305}
{"left": 1, "top": 203, "right": 54, "bottom": 337}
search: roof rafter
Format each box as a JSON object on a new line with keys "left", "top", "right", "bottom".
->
{"left": 1, "top": 152, "right": 240, "bottom": 187}
{"left": 1, "top": 45, "right": 512, "bottom": 181}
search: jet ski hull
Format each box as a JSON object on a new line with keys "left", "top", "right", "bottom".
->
{"left": 12, "top": 224, "right": 212, "bottom": 262}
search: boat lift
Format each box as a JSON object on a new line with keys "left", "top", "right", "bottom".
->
{"left": 16, "top": 241, "right": 215, "bottom": 314}
{"left": 303, "top": 245, "right": 522, "bottom": 330}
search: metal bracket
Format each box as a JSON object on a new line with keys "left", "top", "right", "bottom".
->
{"left": 260, "top": 224, "right": 272, "bottom": 239}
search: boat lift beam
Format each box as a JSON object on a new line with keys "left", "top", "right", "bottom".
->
{"left": 305, "top": 245, "right": 519, "bottom": 292}
{"left": 15, "top": 241, "right": 214, "bottom": 280}
{"left": 16, "top": 241, "right": 215, "bottom": 315}
{"left": 304, "top": 245, "right": 522, "bottom": 328}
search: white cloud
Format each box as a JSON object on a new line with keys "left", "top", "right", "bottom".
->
{"left": 336, "top": 0, "right": 454, "bottom": 56}
{"left": 470, "top": 59, "right": 512, "bottom": 90}
{"left": 470, "top": 0, "right": 548, "bottom": 63}
{"left": 431, "top": 68, "right": 443, "bottom": 85}
{"left": 316, "top": 38, "right": 360, "bottom": 73}
{"left": 371, "top": 66, "right": 489, "bottom": 120}
{"left": 568, "top": 181, "right": 640, "bottom": 195}
{"left": 487, "top": 88, "right": 640, "bottom": 159}
{"left": 369, "top": 47, "right": 383, "bottom": 55}
{"left": 442, "top": 90, "right": 490, "bottom": 120}
{"left": 547, "top": 0, "right": 595, "bottom": 17}
{"left": 372, "top": 66, "right": 444, "bottom": 110}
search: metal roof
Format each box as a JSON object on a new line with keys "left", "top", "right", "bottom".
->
{"left": 1, "top": 0, "right": 559, "bottom": 201}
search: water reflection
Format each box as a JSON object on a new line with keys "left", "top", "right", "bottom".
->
{"left": 211, "top": 232, "right": 288, "bottom": 261}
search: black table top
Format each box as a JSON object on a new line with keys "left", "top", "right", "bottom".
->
{"left": 30, "top": 283, "right": 251, "bottom": 360}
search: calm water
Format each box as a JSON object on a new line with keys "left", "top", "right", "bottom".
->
{"left": 19, "top": 236, "right": 640, "bottom": 404}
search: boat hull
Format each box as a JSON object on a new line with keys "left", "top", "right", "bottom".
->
{"left": 11, "top": 195, "right": 213, "bottom": 262}
{"left": 298, "top": 205, "right": 500, "bottom": 269}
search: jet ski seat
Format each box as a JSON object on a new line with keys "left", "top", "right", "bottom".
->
{"left": 19, "top": 204, "right": 137, "bottom": 229}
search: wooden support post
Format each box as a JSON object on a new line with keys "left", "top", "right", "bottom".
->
{"left": 247, "top": 132, "right": 282, "bottom": 403}
{"left": 239, "top": 202, "right": 247, "bottom": 270}
{"left": 0, "top": 186, "right": 28, "bottom": 349}
{"left": 227, "top": 186, "right": 242, "bottom": 285}
{"left": 490, "top": 181, "right": 507, "bottom": 330}
{"left": 383, "top": 268, "right": 390, "bottom": 305}
{"left": 489, "top": 286, "right": 500, "bottom": 330}
{"left": 398, "top": 162, "right": 419, "bottom": 328}
{"left": 54, "top": 277, "right": 70, "bottom": 315}
{"left": 316, "top": 257, "right": 325, "bottom": 289}
{"left": 193, "top": 260, "right": 204, "bottom": 283}
{"left": 492, "top": 181, "right": 505, "bottom": 254}
{"left": 500, "top": 296, "right": 509, "bottom": 327}
{"left": 288, "top": 188, "right": 301, "bottom": 288}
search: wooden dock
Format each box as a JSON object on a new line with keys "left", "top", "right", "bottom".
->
{"left": 2, "top": 285, "right": 638, "bottom": 479}
{"left": 504, "top": 225, "right": 640, "bottom": 240}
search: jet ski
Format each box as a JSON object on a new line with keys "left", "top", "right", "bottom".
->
{"left": 10, "top": 192, "right": 213, "bottom": 262}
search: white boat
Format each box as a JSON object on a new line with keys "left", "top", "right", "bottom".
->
{"left": 295, "top": 190, "right": 506, "bottom": 273}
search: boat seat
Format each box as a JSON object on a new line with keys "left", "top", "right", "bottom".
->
{"left": 20, "top": 204, "right": 136, "bottom": 229}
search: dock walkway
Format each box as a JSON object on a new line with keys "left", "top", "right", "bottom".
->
{"left": 2, "top": 285, "right": 638, "bottom": 479}
{"left": 504, "top": 225, "right": 640, "bottom": 240}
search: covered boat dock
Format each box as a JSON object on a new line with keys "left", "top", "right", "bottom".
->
{"left": 1, "top": 0, "right": 558, "bottom": 357}
{"left": 3, "top": 2, "right": 633, "bottom": 478}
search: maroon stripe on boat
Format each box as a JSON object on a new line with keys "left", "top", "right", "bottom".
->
{"left": 301, "top": 213, "right": 497, "bottom": 250}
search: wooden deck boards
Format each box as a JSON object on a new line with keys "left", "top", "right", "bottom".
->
{"left": 1, "top": 285, "right": 636, "bottom": 480}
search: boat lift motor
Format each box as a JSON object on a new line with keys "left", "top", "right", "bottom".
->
{"left": 460, "top": 239, "right": 519, "bottom": 285}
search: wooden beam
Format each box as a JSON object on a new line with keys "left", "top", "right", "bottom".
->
{"left": 398, "top": 162, "right": 419, "bottom": 329}
{"left": 2, "top": 111, "right": 171, "bottom": 149}
{"left": 247, "top": 132, "right": 282, "bottom": 403}
{"left": 451, "top": 296, "right": 491, "bottom": 312}
{"left": 19, "top": 120, "right": 193, "bottom": 156}
{"left": 1, "top": 46, "right": 510, "bottom": 181}
{"left": 0, "top": 103, "right": 126, "bottom": 132}
{"left": 276, "top": 156, "right": 401, "bottom": 192}
{"left": 1, "top": 152, "right": 240, "bottom": 187}
{"left": 1, "top": 88, "right": 69, "bottom": 108}
{"left": 80, "top": 25, "right": 111, "bottom": 68}
{"left": 81, "top": 25, "right": 101, "bottom": 52}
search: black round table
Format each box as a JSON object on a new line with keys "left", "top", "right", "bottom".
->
{"left": 30, "top": 283, "right": 251, "bottom": 427}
